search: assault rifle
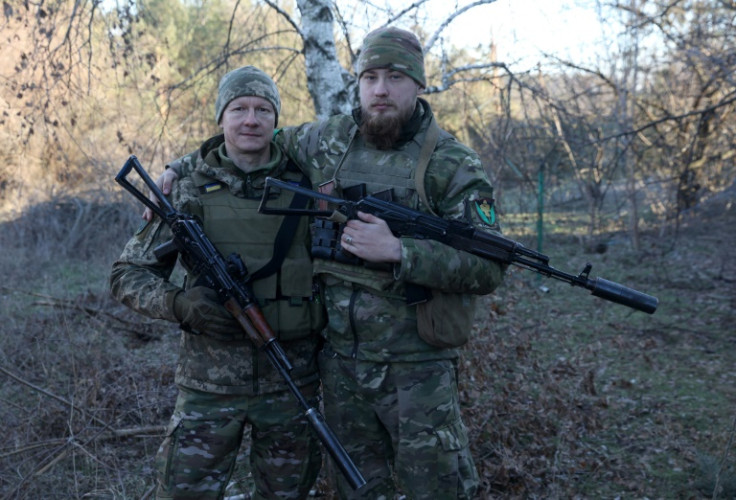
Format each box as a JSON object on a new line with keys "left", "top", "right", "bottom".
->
{"left": 258, "top": 177, "right": 658, "bottom": 314}
{"left": 115, "top": 155, "right": 366, "bottom": 490}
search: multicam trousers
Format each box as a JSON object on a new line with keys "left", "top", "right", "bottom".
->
{"left": 154, "top": 383, "right": 321, "bottom": 500}
{"left": 319, "top": 346, "right": 479, "bottom": 499}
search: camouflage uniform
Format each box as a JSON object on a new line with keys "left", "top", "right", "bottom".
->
{"left": 110, "top": 136, "right": 324, "bottom": 499}
{"left": 274, "top": 95, "right": 506, "bottom": 499}
{"left": 168, "top": 35, "right": 506, "bottom": 498}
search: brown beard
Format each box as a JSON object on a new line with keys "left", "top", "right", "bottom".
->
{"left": 360, "top": 105, "right": 413, "bottom": 150}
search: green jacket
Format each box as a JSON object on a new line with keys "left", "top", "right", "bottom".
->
{"left": 110, "top": 136, "right": 324, "bottom": 395}
{"left": 275, "top": 99, "right": 506, "bottom": 362}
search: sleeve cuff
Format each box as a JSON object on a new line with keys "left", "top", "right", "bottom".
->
{"left": 393, "top": 237, "right": 418, "bottom": 282}
{"left": 164, "top": 288, "right": 183, "bottom": 322}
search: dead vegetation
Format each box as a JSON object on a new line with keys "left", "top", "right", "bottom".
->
{"left": 0, "top": 191, "right": 734, "bottom": 499}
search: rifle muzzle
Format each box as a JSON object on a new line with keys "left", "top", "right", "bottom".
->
{"left": 590, "top": 277, "right": 658, "bottom": 314}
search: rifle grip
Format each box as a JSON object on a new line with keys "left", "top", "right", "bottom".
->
{"left": 153, "top": 239, "right": 179, "bottom": 262}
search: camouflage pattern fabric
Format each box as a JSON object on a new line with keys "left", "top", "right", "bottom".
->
{"left": 214, "top": 65, "right": 281, "bottom": 125}
{"left": 110, "top": 140, "right": 322, "bottom": 395}
{"left": 110, "top": 136, "right": 323, "bottom": 498}
{"left": 319, "top": 348, "right": 478, "bottom": 499}
{"left": 169, "top": 99, "right": 504, "bottom": 497}
{"left": 275, "top": 98, "right": 505, "bottom": 362}
{"left": 272, "top": 98, "right": 505, "bottom": 498}
{"left": 155, "top": 382, "right": 321, "bottom": 500}
{"left": 357, "top": 26, "right": 426, "bottom": 87}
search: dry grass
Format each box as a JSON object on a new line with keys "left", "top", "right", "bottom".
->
{"left": 0, "top": 197, "right": 178, "bottom": 499}
{"left": 463, "top": 193, "right": 736, "bottom": 498}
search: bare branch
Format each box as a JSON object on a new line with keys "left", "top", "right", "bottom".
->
{"left": 380, "top": 0, "right": 431, "bottom": 28}
{"left": 0, "top": 425, "right": 165, "bottom": 460}
{"left": 424, "top": 0, "right": 498, "bottom": 53}
{"left": 331, "top": 1, "right": 358, "bottom": 64}
{"left": 545, "top": 55, "right": 619, "bottom": 92}
{"left": 601, "top": 90, "right": 736, "bottom": 143}
{"left": 424, "top": 61, "right": 512, "bottom": 93}
{"left": 0, "top": 365, "right": 112, "bottom": 430}
{"left": 262, "top": 0, "right": 304, "bottom": 39}
{"left": 224, "top": 0, "right": 244, "bottom": 67}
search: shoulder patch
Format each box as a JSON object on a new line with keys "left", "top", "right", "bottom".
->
{"left": 473, "top": 198, "right": 496, "bottom": 226}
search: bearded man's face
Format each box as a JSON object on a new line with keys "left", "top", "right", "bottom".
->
{"left": 359, "top": 68, "right": 420, "bottom": 149}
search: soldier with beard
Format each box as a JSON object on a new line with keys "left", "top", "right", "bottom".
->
{"left": 274, "top": 28, "right": 506, "bottom": 498}
{"left": 159, "top": 27, "right": 506, "bottom": 499}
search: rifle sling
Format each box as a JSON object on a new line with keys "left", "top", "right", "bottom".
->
{"left": 247, "top": 170, "right": 312, "bottom": 284}
{"left": 415, "top": 117, "right": 440, "bottom": 216}
{"left": 405, "top": 117, "right": 440, "bottom": 304}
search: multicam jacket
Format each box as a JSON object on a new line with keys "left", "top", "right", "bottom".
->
{"left": 275, "top": 98, "right": 506, "bottom": 362}
{"left": 110, "top": 136, "right": 324, "bottom": 395}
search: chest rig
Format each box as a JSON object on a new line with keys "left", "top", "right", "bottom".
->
{"left": 311, "top": 118, "right": 441, "bottom": 294}
{"left": 185, "top": 161, "right": 315, "bottom": 302}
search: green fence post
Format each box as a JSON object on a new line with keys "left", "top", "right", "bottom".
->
{"left": 537, "top": 163, "right": 544, "bottom": 254}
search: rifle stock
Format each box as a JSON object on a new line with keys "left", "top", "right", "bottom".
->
{"left": 259, "top": 176, "right": 658, "bottom": 314}
{"left": 116, "top": 156, "right": 366, "bottom": 490}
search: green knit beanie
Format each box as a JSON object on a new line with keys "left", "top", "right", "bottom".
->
{"left": 356, "top": 26, "right": 426, "bottom": 88}
{"left": 214, "top": 66, "right": 281, "bottom": 126}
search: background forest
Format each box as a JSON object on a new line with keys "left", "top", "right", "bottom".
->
{"left": 1, "top": 0, "right": 735, "bottom": 498}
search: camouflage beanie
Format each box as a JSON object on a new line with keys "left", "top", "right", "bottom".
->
{"left": 214, "top": 66, "right": 281, "bottom": 126}
{"left": 356, "top": 26, "right": 426, "bottom": 88}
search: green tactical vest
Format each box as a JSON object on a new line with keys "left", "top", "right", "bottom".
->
{"left": 313, "top": 129, "right": 427, "bottom": 296}
{"left": 312, "top": 111, "right": 479, "bottom": 351}
{"left": 184, "top": 163, "right": 324, "bottom": 340}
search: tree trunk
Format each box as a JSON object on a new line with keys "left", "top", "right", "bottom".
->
{"left": 295, "top": 0, "right": 355, "bottom": 119}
